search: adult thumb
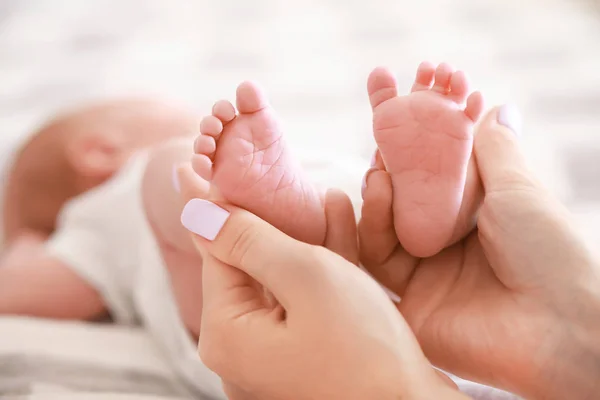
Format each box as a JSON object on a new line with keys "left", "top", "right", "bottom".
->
{"left": 474, "top": 105, "right": 538, "bottom": 193}
{"left": 180, "top": 196, "right": 331, "bottom": 310}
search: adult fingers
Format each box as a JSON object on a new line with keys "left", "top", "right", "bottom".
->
{"left": 473, "top": 105, "right": 536, "bottom": 193}
{"left": 472, "top": 106, "right": 594, "bottom": 291}
{"left": 358, "top": 169, "right": 397, "bottom": 267}
{"left": 177, "top": 164, "right": 262, "bottom": 310}
{"left": 324, "top": 189, "right": 359, "bottom": 265}
{"left": 448, "top": 155, "right": 482, "bottom": 245}
{"left": 177, "top": 166, "right": 286, "bottom": 382}
{"left": 180, "top": 195, "right": 338, "bottom": 310}
{"left": 359, "top": 169, "right": 416, "bottom": 298}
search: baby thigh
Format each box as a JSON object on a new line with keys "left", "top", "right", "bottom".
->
{"left": 0, "top": 253, "right": 107, "bottom": 320}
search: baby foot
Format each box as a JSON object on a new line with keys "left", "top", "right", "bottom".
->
{"left": 368, "top": 62, "right": 484, "bottom": 257}
{"left": 192, "top": 82, "right": 326, "bottom": 245}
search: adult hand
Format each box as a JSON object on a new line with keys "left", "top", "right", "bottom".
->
{"left": 177, "top": 167, "right": 467, "bottom": 400}
{"left": 359, "top": 105, "right": 600, "bottom": 400}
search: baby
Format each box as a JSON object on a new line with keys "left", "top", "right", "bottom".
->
{"left": 0, "top": 61, "right": 485, "bottom": 399}
{"left": 0, "top": 99, "right": 231, "bottom": 398}
{"left": 0, "top": 96, "right": 364, "bottom": 398}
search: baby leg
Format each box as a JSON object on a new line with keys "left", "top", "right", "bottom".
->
{"left": 0, "top": 238, "right": 107, "bottom": 320}
{"left": 142, "top": 138, "right": 207, "bottom": 336}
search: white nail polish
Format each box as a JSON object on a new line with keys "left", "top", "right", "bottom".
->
{"left": 181, "top": 199, "right": 230, "bottom": 241}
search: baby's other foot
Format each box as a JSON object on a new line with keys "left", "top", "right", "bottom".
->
{"left": 192, "top": 82, "right": 326, "bottom": 245}
{"left": 368, "top": 63, "right": 484, "bottom": 257}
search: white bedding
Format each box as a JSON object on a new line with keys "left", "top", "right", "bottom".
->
{"left": 0, "top": 317, "right": 520, "bottom": 400}
{"left": 0, "top": 316, "right": 200, "bottom": 399}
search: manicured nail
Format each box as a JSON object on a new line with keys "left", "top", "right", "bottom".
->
{"left": 497, "top": 104, "right": 522, "bottom": 136}
{"left": 370, "top": 151, "right": 377, "bottom": 167}
{"left": 361, "top": 167, "right": 378, "bottom": 199}
{"left": 172, "top": 165, "right": 181, "bottom": 193}
{"left": 181, "top": 199, "right": 230, "bottom": 240}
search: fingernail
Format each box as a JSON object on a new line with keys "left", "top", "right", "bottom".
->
{"left": 497, "top": 104, "right": 522, "bottom": 136}
{"left": 361, "top": 167, "right": 378, "bottom": 199}
{"left": 370, "top": 151, "right": 377, "bottom": 167}
{"left": 181, "top": 199, "right": 230, "bottom": 240}
{"left": 172, "top": 165, "right": 181, "bottom": 193}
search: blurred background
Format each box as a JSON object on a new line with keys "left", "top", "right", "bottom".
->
{"left": 0, "top": 0, "right": 599, "bottom": 244}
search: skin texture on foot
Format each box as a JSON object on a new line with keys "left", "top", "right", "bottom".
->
{"left": 368, "top": 62, "right": 484, "bottom": 257}
{"left": 192, "top": 82, "right": 326, "bottom": 245}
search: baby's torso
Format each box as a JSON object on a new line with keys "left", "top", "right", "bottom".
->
{"left": 48, "top": 151, "right": 226, "bottom": 399}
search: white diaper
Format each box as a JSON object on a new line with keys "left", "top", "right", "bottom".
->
{"left": 44, "top": 152, "right": 226, "bottom": 399}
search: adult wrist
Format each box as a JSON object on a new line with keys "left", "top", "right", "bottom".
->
{"left": 554, "top": 289, "right": 600, "bottom": 399}
{"left": 552, "top": 262, "right": 600, "bottom": 399}
{"left": 520, "top": 271, "right": 600, "bottom": 399}
{"left": 528, "top": 326, "right": 600, "bottom": 399}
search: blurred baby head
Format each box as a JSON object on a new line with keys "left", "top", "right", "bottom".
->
{"left": 48, "top": 98, "right": 197, "bottom": 189}
{"left": 3, "top": 98, "right": 197, "bottom": 241}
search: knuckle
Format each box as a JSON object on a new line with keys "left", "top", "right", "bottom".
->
{"left": 481, "top": 182, "right": 548, "bottom": 228}
{"left": 227, "top": 218, "right": 261, "bottom": 267}
{"left": 490, "top": 167, "right": 538, "bottom": 193}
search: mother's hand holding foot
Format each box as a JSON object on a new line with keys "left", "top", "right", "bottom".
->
{"left": 178, "top": 170, "right": 465, "bottom": 400}
{"left": 360, "top": 105, "right": 600, "bottom": 399}
{"left": 178, "top": 106, "right": 600, "bottom": 399}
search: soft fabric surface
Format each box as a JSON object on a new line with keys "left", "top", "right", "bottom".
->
{"left": 0, "top": 317, "right": 200, "bottom": 399}
{"left": 0, "top": 317, "right": 522, "bottom": 400}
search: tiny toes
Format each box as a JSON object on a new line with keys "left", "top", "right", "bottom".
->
{"left": 465, "top": 91, "right": 485, "bottom": 122}
{"left": 194, "top": 135, "right": 217, "bottom": 157}
{"left": 368, "top": 66, "right": 398, "bottom": 109}
{"left": 199, "top": 115, "right": 223, "bottom": 138}
{"left": 212, "top": 100, "right": 236, "bottom": 124}
{"left": 177, "top": 164, "right": 211, "bottom": 201}
{"left": 432, "top": 63, "right": 453, "bottom": 94}
{"left": 236, "top": 81, "right": 268, "bottom": 114}
{"left": 191, "top": 154, "right": 213, "bottom": 181}
{"left": 448, "top": 70, "right": 469, "bottom": 103}
{"left": 411, "top": 61, "right": 435, "bottom": 92}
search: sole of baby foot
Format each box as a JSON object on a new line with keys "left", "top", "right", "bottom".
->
{"left": 192, "top": 81, "right": 326, "bottom": 245}
{"left": 368, "top": 62, "right": 484, "bottom": 257}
